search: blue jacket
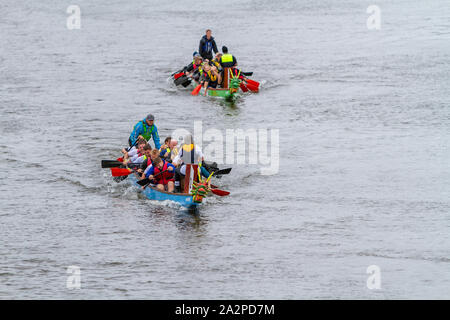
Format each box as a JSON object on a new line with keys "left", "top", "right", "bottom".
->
{"left": 199, "top": 35, "right": 218, "bottom": 59}
{"left": 129, "top": 119, "right": 161, "bottom": 149}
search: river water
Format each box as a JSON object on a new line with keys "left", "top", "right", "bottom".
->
{"left": 0, "top": 0, "right": 449, "bottom": 299}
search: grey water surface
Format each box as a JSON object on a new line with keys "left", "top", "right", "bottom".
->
{"left": 0, "top": 0, "right": 449, "bottom": 299}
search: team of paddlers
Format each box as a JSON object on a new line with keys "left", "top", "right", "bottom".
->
{"left": 173, "top": 29, "right": 259, "bottom": 95}
{"left": 108, "top": 30, "right": 250, "bottom": 196}
{"left": 121, "top": 113, "right": 216, "bottom": 193}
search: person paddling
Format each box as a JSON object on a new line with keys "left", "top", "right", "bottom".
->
{"left": 144, "top": 156, "right": 176, "bottom": 193}
{"left": 200, "top": 63, "right": 221, "bottom": 95}
{"left": 199, "top": 29, "right": 218, "bottom": 61}
{"left": 129, "top": 114, "right": 161, "bottom": 150}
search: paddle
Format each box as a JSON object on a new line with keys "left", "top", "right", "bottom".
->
{"left": 239, "top": 82, "right": 249, "bottom": 92}
{"left": 242, "top": 72, "right": 253, "bottom": 76}
{"left": 214, "top": 168, "right": 232, "bottom": 175}
{"left": 110, "top": 167, "right": 133, "bottom": 177}
{"left": 191, "top": 84, "right": 202, "bottom": 96}
{"left": 174, "top": 72, "right": 184, "bottom": 80}
{"left": 174, "top": 75, "right": 188, "bottom": 86}
{"left": 210, "top": 188, "right": 230, "bottom": 196}
{"left": 246, "top": 78, "right": 260, "bottom": 88}
{"left": 245, "top": 81, "right": 259, "bottom": 92}
{"left": 101, "top": 160, "right": 124, "bottom": 168}
{"left": 102, "top": 161, "right": 142, "bottom": 169}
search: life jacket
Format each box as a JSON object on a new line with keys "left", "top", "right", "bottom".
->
{"left": 211, "top": 59, "right": 222, "bottom": 70}
{"left": 139, "top": 121, "right": 156, "bottom": 142}
{"left": 220, "top": 53, "right": 235, "bottom": 67}
{"left": 205, "top": 70, "right": 218, "bottom": 84}
{"left": 153, "top": 161, "right": 174, "bottom": 185}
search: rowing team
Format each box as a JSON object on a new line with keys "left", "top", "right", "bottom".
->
{"left": 122, "top": 114, "right": 216, "bottom": 193}
{"left": 174, "top": 46, "right": 259, "bottom": 95}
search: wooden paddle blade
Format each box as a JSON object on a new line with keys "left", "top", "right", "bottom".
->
{"left": 240, "top": 82, "right": 249, "bottom": 92}
{"left": 101, "top": 160, "right": 124, "bottom": 168}
{"left": 174, "top": 72, "right": 184, "bottom": 80}
{"left": 211, "top": 188, "right": 230, "bottom": 196}
{"left": 137, "top": 178, "right": 150, "bottom": 186}
{"left": 191, "top": 84, "right": 202, "bottom": 96}
{"left": 111, "top": 168, "right": 132, "bottom": 177}
{"left": 215, "top": 168, "right": 232, "bottom": 175}
{"left": 117, "top": 157, "right": 124, "bottom": 162}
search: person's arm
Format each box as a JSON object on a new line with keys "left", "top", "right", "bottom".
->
{"left": 172, "top": 152, "right": 181, "bottom": 166}
{"left": 212, "top": 39, "right": 218, "bottom": 54}
{"left": 199, "top": 38, "right": 205, "bottom": 56}
{"left": 152, "top": 126, "right": 161, "bottom": 150}
{"left": 145, "top": 165, "right": 155, "bottom": 178}
{"left": 129, "top": 122, "right": 142, "bottom": 146}
{"left": 167, "top": 163, "right": 176, "bottom": 175}
{"left": 128, "top": 148, "right": 138, "bottom": 157}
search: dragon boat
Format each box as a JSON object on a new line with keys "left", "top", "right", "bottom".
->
{"left": 108, "top": 159, "right": 213, "bottom": 210}
{"left": 173, "top": 67, "right": 259, "bottom": 102}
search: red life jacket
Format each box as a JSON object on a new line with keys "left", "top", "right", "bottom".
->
{"left": 153, "top": 161, "right": 174, "bottom": 185}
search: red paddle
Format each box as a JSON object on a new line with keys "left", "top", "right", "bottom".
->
{"left": 210, "top": 188, "right": 230, "bottom": 196}
{"left": 191, "top": 84, "right": 202, "bottom": 96}
{"left": 245, "top": 82, "right": 259, "bottom": 92}
{"left": 111, "top": 168, "right": 132, "bottom": 177}
{"left": 246, "top": 78, "right": 260, "bottom": 88}
{"left": 239, "top": 82, "right": 249, "bottom": 92}
{"left": 174, "top": 72, "right": 184, "bottom": 80}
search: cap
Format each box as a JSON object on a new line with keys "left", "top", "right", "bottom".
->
{"left": 146, "top": 114, "right": 154, "bottom": 121}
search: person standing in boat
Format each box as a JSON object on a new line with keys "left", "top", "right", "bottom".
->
{"left": 199, "top": 29, "right": 218, "bottom": 61}
{"left": 129, "top": 114, "right": 161, "bottom": 150}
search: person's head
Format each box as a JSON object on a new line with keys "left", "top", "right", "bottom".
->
{"left": 205, "top": 29, "right": 211, "bottom": 39}
{"left": 142, "top": 144, "right": 152, "bottom": 157}
{"left": 150, "top": 149, "right": 159, "bottom": 160}
{"left": 164, "top": 137, "right": 171, "bottom": 146}
{"left": 222, "top": 46, "right": 228, "bottom": 54}
{"left": 153, "top": 156, "right": 163, "bottom": 169}
{"left": 145, "top": 114, "right": 154, "bottom": 126}
{"left": 202, "top": 63, "right": 211, "bottom": 72}
{"left": 194, "top": 56, "right": 203, "bottom": 65}
{"left": 137, "top": 136, "right": 147, "bottom": 145}
{"left": 138, "top": 141, "right": 147, "bottom": 152}
{"left": 215, "top": 52, "right": 222, "bottom": 60}
{"left": 192, "top": 51, "right": 199, "bottom": 57}
{"left": 169, "top": 139, "right": 178, "bottom": 149}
